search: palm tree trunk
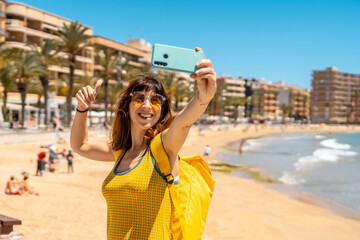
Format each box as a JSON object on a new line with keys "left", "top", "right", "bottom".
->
{"left": 2, "top": 89, "right": 9, "bottom": 121}
{"left": 104, "top": 78, "right": 109, "bottom": 124}
{"left": 40, "top": 76, "right": 49, "bottom": 128}
{"left": 18, "top": 81, "right": 27, "bottom": 128}
{"left": 66, "top": 56, "right": 75, "bottom": 127}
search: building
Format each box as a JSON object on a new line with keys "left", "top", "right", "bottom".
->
{"left": 216, "top": 75, "right": 246, "bottom": 120}
{"left": 275, "top": 81, "right": 310, "bottom": 121}
{"left": 0, "top": 0, "right": 5, "bottom": 42}
{"left": 5, "top": 1, "right": 94, "bottom": 79}
{"left": 89, "top": 36, "right": 152, "bottom": 84}
{"left": 244, "top": 78, "right": 280, "bottom": 121}
{"left": 311, "top": 67, "right": 360, "bottom": 123}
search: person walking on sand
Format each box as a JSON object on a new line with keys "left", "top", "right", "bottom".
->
{"left": 70, "top": 47, "right": 216, "bottom": 240}
{"left": 66, "top": 150, "right": 74, "bottom": 173}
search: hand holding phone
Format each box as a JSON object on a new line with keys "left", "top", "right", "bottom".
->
{"left": 151, "top": 44, "right": 204, "bottom": 73}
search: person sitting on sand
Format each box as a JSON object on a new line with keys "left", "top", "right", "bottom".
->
{"left": 5, "top": 176, "right": 21, "bottom": 195}
{"left": 19, "top": 173, "right": 38, "bottom": 195}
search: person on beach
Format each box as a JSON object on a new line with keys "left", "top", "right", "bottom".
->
{"left": 70, "top": 47, "right": 216, "bottom": 239}
{"left": 19, "top": 173, "right": 38, "bottom": 195}
{"left": 36, "top": 149, "right": 47, "bottom": 176}
{"left": 66, "top": 150, "right": 74, "bottom": 173}
{"left": 5, "top": 176, "right": 21, "bottom": 195}
{"left": 203, "top": 145, "right": 211, "bottom": 156}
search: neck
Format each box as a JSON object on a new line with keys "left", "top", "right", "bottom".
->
{"left": 130, "top": 127, "right": 147, "bottom": 151}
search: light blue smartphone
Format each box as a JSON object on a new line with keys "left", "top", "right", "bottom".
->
{"left": 151, "top": 44, "right": 204, "bottom": 74}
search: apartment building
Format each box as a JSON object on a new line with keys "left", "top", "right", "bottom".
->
{"left": 244, "top": 78, "right": 280, "bottom": 120}
{"left": 311, "top": 67, "right": 360, "bottom": 123}
{"left": 5, "top": 1, "right": 94, "bottom": 80}
{"left": 275, "top": 81, "right": 310, "bottom": 121}
{"left": 0, "top": 0, "right": 5, "bottom": 42}
{"left": 89, "top": 36, "right": 152, "bottom": 84}
{"left": 216, "top": 75, "right": 246, "bottom": 120}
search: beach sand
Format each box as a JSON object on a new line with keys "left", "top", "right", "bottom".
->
{"left": 1, "top": 124, "right": 360, "bottom": 240}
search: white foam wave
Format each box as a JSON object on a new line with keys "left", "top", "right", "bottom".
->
{"left": 320, "top": 139, "right": 351, "bottom": 150}
{"left": 294, "top": 148, "right": 358, "bottom": 171}
{"left": 279, "top": 171, "right": 305, "bottom": 185}
{"left": 314, "top": 135, "right": 326, "bottom": 139}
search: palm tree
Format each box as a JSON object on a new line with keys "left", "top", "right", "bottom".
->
{"left": 58, "top": 22, "right": 90, "bottom": 127}
{"left": 281, "top": 104, "right": 294, "bottom": 124}
{"left": 108, "top": 82, "right": 124, "bottom": 124}
{"left": 30, "top": 39, "right": 61, "bottom": 128}
{"left": 173, "top": 78, "right": 191, "bottom": 112}
{"left": 302, "top": 95, "right": 308, "bottom": 122}
{"left": 0, "top": 63, "right": 16, "bottom": 121}
{"left": 225, "top": 96, "right": 246, "bottom": 121}
{"left": 13, "top": 51, "right": 46, "bottom": 128}
{"left": 95, "top": 48, "right": 121, "bottom": 124}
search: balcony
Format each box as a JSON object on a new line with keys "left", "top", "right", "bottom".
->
{"left": 0, "top": 10, "right": 6, "bottom": 18}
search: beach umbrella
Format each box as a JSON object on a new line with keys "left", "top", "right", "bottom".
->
{"left": 46, "top": 144, "right": 59, "bottom": 159}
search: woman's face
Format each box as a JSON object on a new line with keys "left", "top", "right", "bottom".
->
{"left": 129, "top": 90, "right": 164, "bottom": 131}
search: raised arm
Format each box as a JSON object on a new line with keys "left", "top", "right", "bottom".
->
{"left": 70, "top": 80, "right": 115, "bottom": 162}
{"left": 162, "top": 47, "right": 217, "bottom": 156}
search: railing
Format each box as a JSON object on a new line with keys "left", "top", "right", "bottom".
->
{"left": 0, "top": 10, "right": 6, "bottom": 18}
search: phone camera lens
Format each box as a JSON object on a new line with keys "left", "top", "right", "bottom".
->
{"left": 163, "top": 54, "right": 168, "bottom": 59}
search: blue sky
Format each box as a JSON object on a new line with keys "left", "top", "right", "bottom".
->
{"left": 18, "top": 0, "right": 360, "bottom": 89}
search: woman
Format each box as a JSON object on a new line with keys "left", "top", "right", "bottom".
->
{"left": 70, "top": 47, "right": 216, "bottom": 239}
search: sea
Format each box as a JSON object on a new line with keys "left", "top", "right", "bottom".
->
{"left": 214, "top": 132, "right": 360, "bottom": 213}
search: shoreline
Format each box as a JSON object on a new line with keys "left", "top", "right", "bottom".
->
{"left": 1, "top": 124, "right": 360, "bottom": 239}
{"left": 203, "top": 125, "right": 360, "bottom": 218}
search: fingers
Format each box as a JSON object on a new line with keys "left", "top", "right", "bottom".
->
{"left": 76, "top": 91, "right": 89, "bottom": 109}
{"left": 94, "top": 80, "right": 103, "bottom": 96}
{"left": 195, "top": 47, "right": 206, "bottom": 59}
{"left": 196, "top": 59, "right": 212, "bottom": 68}
{"left": 195, "top": 67, "right": 215, "bottom": 78}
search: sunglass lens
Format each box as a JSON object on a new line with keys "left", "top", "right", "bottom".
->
{"left": 132, "top": 93, "right": 145, "bottom": 105}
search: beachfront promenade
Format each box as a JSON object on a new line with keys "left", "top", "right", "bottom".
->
{"left": 1, "top": 124, "right": 360, "bottom": 239}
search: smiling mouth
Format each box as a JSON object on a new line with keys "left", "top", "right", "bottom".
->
{"left": 138, "top": 113, "right": 153, "bottom": 119}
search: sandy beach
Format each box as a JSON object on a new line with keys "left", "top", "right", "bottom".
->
{"left": 1, "top": 124, "right": 360, "bottom": 240}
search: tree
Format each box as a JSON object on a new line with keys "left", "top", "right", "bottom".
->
{"left": 108, "top": 82, "right": 124, "bottom": 124}
{"left": 58, "top": 22, "right": 90, "bottom": 127}
{"left": 95, "top": 48, "right": 121, "bottom": 124}
{"left": 13, "top": 51, "right": 46, "bottom": 128}
{"left": 30, "top": 39, "right": 61, "bottom": 128}
{"left": 173, "top": 78, "right": 191, "bottom": 112}
{"left": 280, "top": 104, "right": 294, "bottom": 124}
{"left": 0, "top": 63, "right": 16, "bottom": 121}
{"left": 302, "top": 95, "right": 308, "bottom": 122}
{"left": 225, "top": 96, "right": 247, "bottom": 121}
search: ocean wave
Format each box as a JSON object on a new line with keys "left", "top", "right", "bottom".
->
{"left": 314, "top": 135, "right": 326, "bottom": 139}
{"left": 294, "top": 148, "right": 358, "bottom": 171}
{"left": 320, "top": 138, "right": 351, "bottom": 150}
{"left": 279, "top": 171, "right": 305, "bottom": 185}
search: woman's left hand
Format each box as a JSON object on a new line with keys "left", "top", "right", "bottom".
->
{"left": 190, "top": 47, "right": 217, "bottom": 104}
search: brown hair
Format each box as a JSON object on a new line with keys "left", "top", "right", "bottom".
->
{"left": 111, "top": 75, "right": 172, "bottom": 151}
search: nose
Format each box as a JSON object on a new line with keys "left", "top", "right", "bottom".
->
{"left": 142, "top": 98, "right": 152, "bottom": 108}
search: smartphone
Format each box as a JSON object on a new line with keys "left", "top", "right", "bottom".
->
{"left": 151, "top": 44, "right": 204, "bottom": 74}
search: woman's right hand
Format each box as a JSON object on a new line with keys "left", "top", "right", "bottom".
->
{"left": 75, "top": 80, "right": 103, "bottom": 111}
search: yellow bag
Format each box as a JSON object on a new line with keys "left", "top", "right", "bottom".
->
{"left": 150, "top": 133, "right": 215, "bottom": 240}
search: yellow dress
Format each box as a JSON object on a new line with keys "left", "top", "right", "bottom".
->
{"left": 102, "top": 145, "right": 174, "bottom": 240}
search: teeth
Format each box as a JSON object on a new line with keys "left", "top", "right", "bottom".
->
{"left": 139, "top": 113, "right": 152, "bottom": 118}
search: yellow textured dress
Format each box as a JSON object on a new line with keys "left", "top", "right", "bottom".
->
{"left": 102, "top": 145, "right": 174, "bottom": 240}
